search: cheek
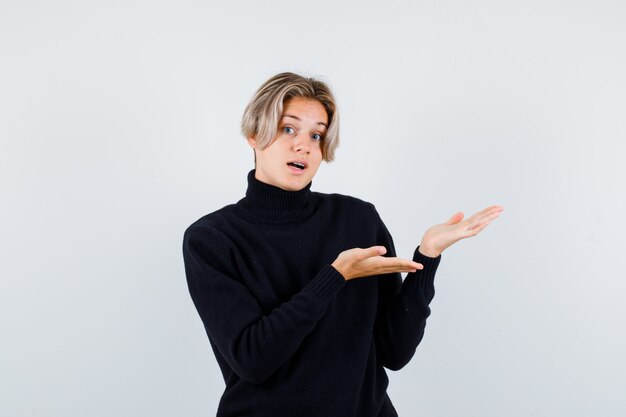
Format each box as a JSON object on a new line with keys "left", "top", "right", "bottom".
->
{"left": 312, "top": 150, "right": 324, "bottom": 167}
{"left": 316, "top": 143, "right": 324, "bottom": 160}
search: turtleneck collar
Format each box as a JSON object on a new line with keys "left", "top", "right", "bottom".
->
{"left": 237, "top": 169, "right": 315, "bottom": 223}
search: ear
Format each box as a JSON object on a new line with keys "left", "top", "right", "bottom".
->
{"left": 246, "top": 136, "right": 257, "bottom": 149}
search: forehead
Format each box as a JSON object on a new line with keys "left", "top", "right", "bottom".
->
{"left": 282, "top": 97, "right": 328, "bottom": 125}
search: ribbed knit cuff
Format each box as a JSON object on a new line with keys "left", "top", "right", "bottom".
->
{"left": 304, "top": 264, "right": 346, "bottom": 301}
{"left": 414, "top": 245, "right": 441, "bottom": 271}
{"left": 413, "top": 246, "right": 442, "bottom": 299}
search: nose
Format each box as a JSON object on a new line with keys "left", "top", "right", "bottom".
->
{"left": 292, "top": 133, "right": 311, "bottom": 154}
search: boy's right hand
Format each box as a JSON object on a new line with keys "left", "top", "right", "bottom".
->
{"left": 331, "top": 246, "right": 422, "bottom": 281}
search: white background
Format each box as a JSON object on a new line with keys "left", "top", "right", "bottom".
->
{"left": 2, "top": 1, "right": 625, "bottom": 416}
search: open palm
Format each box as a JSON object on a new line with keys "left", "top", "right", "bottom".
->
{"left": 419, "top": 205, "right": 504, "bottom": 257}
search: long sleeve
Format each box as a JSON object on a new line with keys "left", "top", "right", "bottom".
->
{"left": 182, "top": 225, "right": 346, "bottom": 384}
{"left": 372, "top": 210, "right": 442, "bottom": 371}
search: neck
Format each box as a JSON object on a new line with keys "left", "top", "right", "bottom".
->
{"left": 238, "top": 169, "right": 314, "bottom": 223}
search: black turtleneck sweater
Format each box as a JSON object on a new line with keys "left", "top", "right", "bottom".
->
{"left": 182, "top": 170, "right": 441, "bottom": 417}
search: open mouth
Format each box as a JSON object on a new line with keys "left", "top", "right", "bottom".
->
{"left": 287, "top": 161, "right": 307, "bottom": 170}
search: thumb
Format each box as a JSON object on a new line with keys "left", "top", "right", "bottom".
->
{"left": 446, "top": 212, "right": 464, "bottom": 226}
{"left": 360, "top": 246, "right": 387, "bottom": 259}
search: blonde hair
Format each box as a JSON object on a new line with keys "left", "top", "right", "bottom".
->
{"left": 241, "top": 72, "right": 340, "bottom": 162}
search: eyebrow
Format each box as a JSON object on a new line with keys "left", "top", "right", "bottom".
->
{"left": 282, "top": 114, "right": 328, "bottom": 128}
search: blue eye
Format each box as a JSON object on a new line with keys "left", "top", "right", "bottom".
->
{"left": 282, "top": 126, "right": 295, "bottom": 134}
{"left": 311, "top": 133, "right": 323, "bottom": 141}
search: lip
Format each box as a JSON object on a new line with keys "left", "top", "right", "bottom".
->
{"left": 287, "top": 165, "right": 305, "bottom": 175}
{"left": 287, "top": 159, "right": 308, "bottom": 169}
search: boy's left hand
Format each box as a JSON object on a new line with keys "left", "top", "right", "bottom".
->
{"left": 418, "top": 205, "right": 504, "bottom": 258}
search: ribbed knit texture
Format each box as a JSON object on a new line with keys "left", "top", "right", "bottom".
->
{"left": 238, "top": 170, "right": 316, "bottom": 223}
{"left": 182, "top": 170, "right": 441, "bottom": 417}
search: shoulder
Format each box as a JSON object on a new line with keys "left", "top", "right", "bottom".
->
{"left": 183, "top": 204, "right": 239, "bottom": 246}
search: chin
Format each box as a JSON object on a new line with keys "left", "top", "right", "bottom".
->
{"left": 281, "top": 181, "right": 306, "bottom": 192}
{"left": 281, "top": 176, "right": 311, "bottom": 191}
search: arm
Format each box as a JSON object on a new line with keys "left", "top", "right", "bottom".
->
{"left": 372, "top": 212, "right": 441, "bottom": 371}
{"left": 373, "top": 204, "right": 504, "bottom": 370}
{"left": 182, "top": 225, "right": 346, "bottom": 384}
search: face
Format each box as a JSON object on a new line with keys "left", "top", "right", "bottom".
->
{"left": 248, "top": 96, "right": 328, "bottom": 191}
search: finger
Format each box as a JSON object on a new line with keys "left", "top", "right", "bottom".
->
{"left": 375, "top": 265, "right": 423, "bottom": 275}
{"left": 445, "top": 212, "right": 464, "bottom": 226}
{"left": 467, "top": 206, "right": 503, "bottom": 226}
{"left": 468, "top": 221, "right": 491, "bottom": 236}
{"left": 464, "top": 217, "right": 496, "bottom": 236}
{"left": 482, "top": 205, "right": 504, "bottom": 212}
{"left": 373, "top": 257, "right": 423, "bottom": 271}
{"left": 354, "top": 266, "right": 419, "bottom": 279}
{"left": 470, "top": 206, "right": 494, "bottom": 218}
{"left": 358, "top": 246, "right": 387, "bottom": 260}
{"left": 468, "top": 209, "right": 503, "bottom": 230}
{"left": 404, "top": 262, "right": 423, "bottom": 272}
{"left": 355, "top": 259, "right": 424, "bottom": 278}
{"left": 468, "top": 205, "right": 503, "bottom": 221}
